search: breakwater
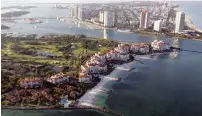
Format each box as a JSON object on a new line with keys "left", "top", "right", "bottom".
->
{"left": 2, "top": 105, "right": 125, "bottom": 116}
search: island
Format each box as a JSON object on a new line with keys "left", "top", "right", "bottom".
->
{"left": 1, "top": 6, "right": 37, "bottom": 10}
{"left": 1, "top": 34, "right": 179, "bottom": 116}
{"left": 1, "top": 24, "right": 10, "bottom": 29}
{"left": 1, "top": 11, "right": 30, "bottom": 17}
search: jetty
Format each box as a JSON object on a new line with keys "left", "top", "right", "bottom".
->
{"left": 75, "top": 105, "right": 125, "bottom": 116}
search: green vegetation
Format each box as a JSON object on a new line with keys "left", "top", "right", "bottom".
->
{"left": 1, "top": 24, "right": 10, "bottom": 29}
{"left": 1, "top": 34, "right": 118, "bottom": 107}
{"left": 1, "top": 11, "right": 30, "bottom": 17}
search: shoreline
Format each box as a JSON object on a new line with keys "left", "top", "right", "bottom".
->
{"left": 1, "top": 35, "right": 180, "bottom": 116}
{"left": 173, "top": 7, "right": 202, "bottom": 33}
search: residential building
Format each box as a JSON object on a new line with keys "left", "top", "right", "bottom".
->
{"left": 104, "top": 29, "right": 109, "bottom": 39}
{"left": 139, "top": 10, "right": 149, "bottom": 29}
{"left": 74, "top": 4, "right": 78, "bottom": 19}
{"left": 78, "top": 6, "right": 84, "bottom": 20}
{"left": 175, "top": 11, "right": 185, "bottom": 33}
{"left": 151, "top": 40, "right": 171, "bottom": 51}
{"left": 130, "top": 43, "right": 149, "bottom": 53}
{"left": 46, "top": 74, "right": 69, "bottom": 84}
{"left": 19, "top": 78, "right": 42, "bottom": 88}
{"left": 104, "top": 11, "right": 115, "bottom": 27}
{"left": 70, "top": 8, "right": 74, "bottom": 17}
{"left": 99, "top": 11, "right": 104, "bottom": 23}
{"left": 153, "top": 20, "right": 162, "bottom": 32}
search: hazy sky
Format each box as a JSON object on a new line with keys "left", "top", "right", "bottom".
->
{"left": 1, "top": 0, "right": 202, "bottom": 3}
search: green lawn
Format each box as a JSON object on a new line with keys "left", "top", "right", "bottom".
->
{"left": 1, "top": 42, "right": 68, "bottom": 65}
{"left": 1, "top": 41, "right": 111, "bottom": 66}
{"left": 72, "top": 43, "right": 111, "bottom": 55}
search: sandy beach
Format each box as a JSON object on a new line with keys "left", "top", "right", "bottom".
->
{"left": 173, "top": 7, "right": 202, "bottom": 33}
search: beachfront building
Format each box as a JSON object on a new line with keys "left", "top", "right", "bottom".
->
{"left": 79, "top": 70, "right": 92, "bottom": 83}
{"left": 139, "top": 43, "right": 150, "bottom": 54}
{"left": 139, "top": 10, "right": 149, "bottom": 29}
{"left": 104, "top": 11, "right": 115, "bottom": 27}
{"left": 130, "top": 44, "right": 140, "bottom": 53}
{"left": 46, "top": 73, "right": 69, "bottom": 84}
{"left": 19, "top": 78, "right": 42, "bottom": 88}
{"left": 80, "top": 52, "right": 107, "bottom": 73}
{"left": 153, "top": 20, "right": 162, "bottom": 32}
{"left": 119, "top": 53, "right": 130, "bottom": 61}
{"left": 151, "top": 40, "right": 171, "bottom": 51}
{"left": 99, "top": 11, "right": 104, "bottom": 23}
{"left": 115, "top": 44, "right": 130, "bottom": 53}
{"left": 175, "top": 11, "right": 185, "bottom": 33}
{"left": 106, "top": 50, "right": 118, "bottom": 60}
{"left": 130, "top": 43, "right": 149, "bottom": 54}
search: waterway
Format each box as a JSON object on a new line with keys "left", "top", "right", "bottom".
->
{"left": 2, "top": 2, "right": 202, "bottom": 116}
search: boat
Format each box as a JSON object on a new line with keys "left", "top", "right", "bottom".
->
{"left": 117, "top": 29, "right": 131, "bottom": 33}
{"left": 34, "top": 26, "right": 38, "bottom": 28}
{"left": 107, "top": 90, "right": 113, "bottom": 94}
{"left": 128, "top": 67, "right": 136, "bottom": 72}
{"left": 115, "top": 78, "right": 121, "bottom": 82}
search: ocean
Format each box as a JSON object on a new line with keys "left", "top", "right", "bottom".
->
{"left": 2, "top": 1, "right": 202, "bottom": 116}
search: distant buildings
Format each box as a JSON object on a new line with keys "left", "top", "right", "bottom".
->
{"left": 73, "top": 4, "right": 78, "bottom": 18}
{"left": 78, "top": 6, "right": 84, "bottom": 20}
{"left": 104, "top": 11, "right": 115, "bottom": 27}
{"left": 175, "top": 11, "right": 185, "bottom": 33}
{"left": 70, "top": 8, "right": 74, "bottom": 18}
{"left": 153, "top": 20, "right": 162, "bottom": 32}
{"left": 99, "top": 11, "right": 104, "bottom": 23}
{"left": 139, "top": 10, "right": 149, "bottom": 29}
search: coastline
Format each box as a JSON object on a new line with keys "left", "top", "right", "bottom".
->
{"left": 173, "top": 7, "right": 202, "bottom": 33}
{"left": 1, "top": 36, "right": 179, "bottom": 109}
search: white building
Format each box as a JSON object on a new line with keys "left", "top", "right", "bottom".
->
{"left": 139, "top": 10, "right": 149, "bottom": 29}
{"left": 104, "top": 29, "right": 109, "bottom": 39}
{"left": 104, "top": 11, "right": 115, "bottom": 27}
{"left": 99, "top": 11, "right": 104, "bottom": 23}
{"left": 153, "top": 20, "right": 162, "bottom": 32}
{"left": 130, "top": 43, "right": 149, "bottom": 53}
{"left": 73, "top": 4, "right": 78, "bottom": 18}
{"left": 175, "top": 11, "right": 185, "bottom": 33}
{"left": 46, "top": 74, "right": 69, "bottom": 84}
{"left": 70, "top": 8, "right": 74, "bottom": 18}
{"left": 144, "top": 11, "right": 149, "bottom": 28}
{"left": 151, "top": 40, "right": 171, "bottom": 51}
{"left": 78, "top": 7, "right": 84, "bottom": 20}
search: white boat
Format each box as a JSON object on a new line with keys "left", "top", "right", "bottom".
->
{"left": 34, "top": 26, "right": 38, "bottom": 28}
{"left": 117, "top": 29, "right": 131, "bottom": 33}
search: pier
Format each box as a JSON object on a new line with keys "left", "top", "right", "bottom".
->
{"left": 75, "top": 105, "right": 125, "bottom": 116}
{"left": 116, "top": 66, "right": 131, "bottom": 71}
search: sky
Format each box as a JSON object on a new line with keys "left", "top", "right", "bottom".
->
{"left": 1, "top": 0, "right": 202, "bottom": 3}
